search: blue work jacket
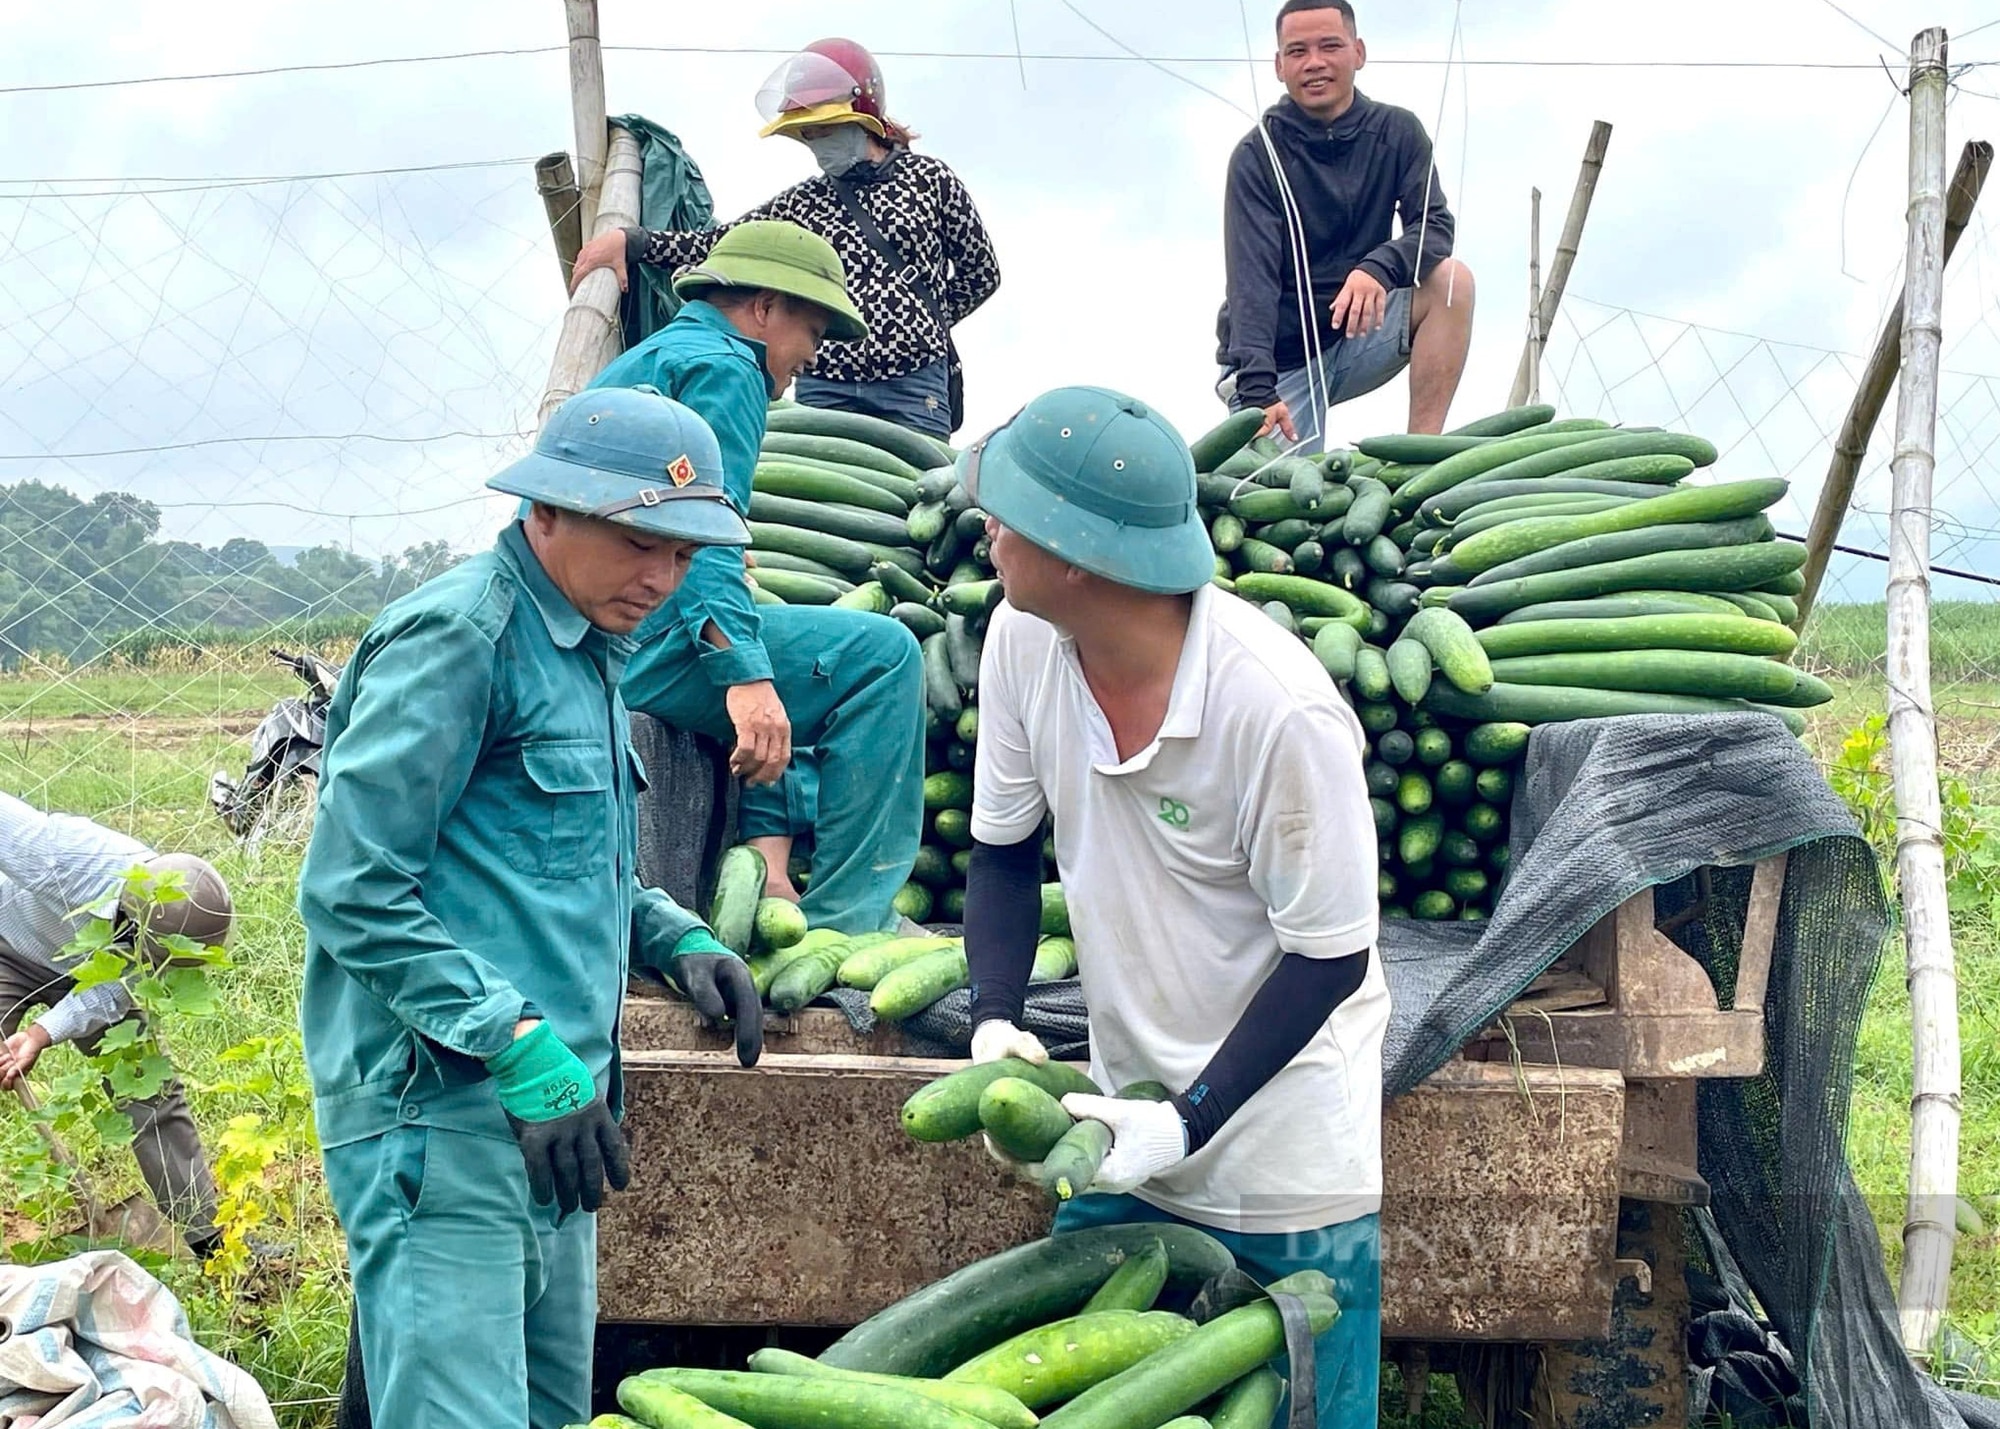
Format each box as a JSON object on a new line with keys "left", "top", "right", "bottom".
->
{"left": 299, "top": 523, "right": 702, "bottom": 1150}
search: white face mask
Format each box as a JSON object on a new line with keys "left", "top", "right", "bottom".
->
{"left": 801, "top": 125, "right": 874, "bottom": 177}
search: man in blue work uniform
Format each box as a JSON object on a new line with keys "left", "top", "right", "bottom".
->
{"left": 589, "top": 219, "right": 927, "bottom": 935}
{"left": 299, "top": 386, "right": 763, "bottom": 1429}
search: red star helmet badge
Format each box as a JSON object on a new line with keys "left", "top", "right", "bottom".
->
{"left": 666, "top": 454, "right": 698, "bottom": 488}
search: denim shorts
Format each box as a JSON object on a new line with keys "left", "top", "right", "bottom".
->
{"left": 1223, "top": 287, "right": 1414, "bottom": 455}
{"left": 793, "top": 358, "right": 951, "bottom": 440}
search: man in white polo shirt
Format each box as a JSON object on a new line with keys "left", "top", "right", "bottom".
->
{"left": 958, "top": 385, "right": 1388, "bottom": 1429}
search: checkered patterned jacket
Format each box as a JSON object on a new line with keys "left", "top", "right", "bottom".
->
{"left": 634, "top": 149, "right": 1001, "bottom": 384}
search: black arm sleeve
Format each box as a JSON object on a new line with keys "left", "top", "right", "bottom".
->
{"left": 964, "top": 834, "right": 1044, "bottom": 1030}
{"left": 1170, "top": 949, "right": 1372, "bottom": 1154}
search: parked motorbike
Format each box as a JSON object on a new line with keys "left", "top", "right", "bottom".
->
{"left": 209, "top": 648, "right": 342, "bottom": 847}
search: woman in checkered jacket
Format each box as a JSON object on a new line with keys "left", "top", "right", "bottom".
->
{"left": 572, "top": 38, "right": 1000, "bottom": 440}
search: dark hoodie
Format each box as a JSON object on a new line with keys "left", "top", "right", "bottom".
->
{"left": 1216, "top": 90, "right": 1455, "bottom": 409}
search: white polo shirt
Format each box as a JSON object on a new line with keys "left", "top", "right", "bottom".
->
{"left": 972, "top": 586, "right": 1388, "bottom": 1234}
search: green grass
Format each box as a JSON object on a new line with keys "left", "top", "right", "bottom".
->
{"left": 0, "top": 668, "right": 302, "bottom": 723}
{"left": 0, "top": 689, "right": 350, "bottom": 1427}
{"left": 1800, "top": 601, "right": 2000, "bottom": 682}
{"left": 3, "top": 628, "right": 1999, "bottom": 1426}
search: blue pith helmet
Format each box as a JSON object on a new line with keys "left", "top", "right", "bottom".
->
{"left": 960, "top": 386, "right": 1211, "bottom": 594}
{"left": 488, "top": 386, "right": 749, "bottom": 545}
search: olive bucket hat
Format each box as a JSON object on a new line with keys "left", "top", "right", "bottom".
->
{"left": 672, "top": 220, "right": 868, "bottom": 342}
{"left": 960, "top": 386, "right": 1213, "bottom": 595}
{"left": 488, "top": 386, "right": 749, "bottom": 546}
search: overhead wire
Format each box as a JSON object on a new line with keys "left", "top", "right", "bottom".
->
{"left": 0, "top": 157, "right": 537, "bottom": 200}
{"left": 1415, "top": 1, "right": 1468, "bottom": 311}
{"left": 0, "top": 44, "right": 1949, "bottom": 100}
{"left": 1836, "top": 89, "right": 1904, "bottom": 281}
{"left": 1812, "top": 0, "right": 1902, "bottom": 52}
{"left": 1231, "top": 4, "right": 1332, "bottom": 449}
{"left": 1054, "top": 2, "right": 1254, "bottom": 118}
{"left": 0, "top": 430, "right": 530, "bottom": 462}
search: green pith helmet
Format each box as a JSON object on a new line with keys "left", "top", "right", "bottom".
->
{"left": 487, "top": 386, "right": 749, "bottom": 545}
{"left": 960, "top": 386, "right": 1212, "bottom": 594}
{"left": 673, "top": 220, "right": 868, "bottom": 341}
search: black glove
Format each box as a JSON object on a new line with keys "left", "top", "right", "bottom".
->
{"left": 674, "top": 950, "right": 764, "bottom": 1067}
{"left": 505, "top": 1100, "right": 632, "bottom": 1218}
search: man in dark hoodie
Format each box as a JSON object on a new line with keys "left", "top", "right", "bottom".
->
{"left": 1217, "top": 0, "right": 1474, "bottom": 448}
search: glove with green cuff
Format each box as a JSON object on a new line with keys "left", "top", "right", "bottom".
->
{"left": 487, "top": 1021, "right": 630, "bottom": 1216}
{"left": 670, "top": 928, "right": 763, "bottom": 1067}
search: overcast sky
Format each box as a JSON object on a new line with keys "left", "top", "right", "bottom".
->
{"left": 3, "top": 0, "right": 1997, "bottom": 599}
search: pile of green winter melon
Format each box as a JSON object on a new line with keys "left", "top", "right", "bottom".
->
{"left": 733, "top": 399, "right": 1819, "bottom": 934}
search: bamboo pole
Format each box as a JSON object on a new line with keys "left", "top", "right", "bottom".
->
{"left": 1794, "top": 140, "right": 1992, "bottom": 631}
{"left": 535, "top": 152, "right": 586, "bottom": 292}
{"left": 565, "top": 0, "right": 608, "bottom": 236}
{"left": 1509, "top": 121, "right": 1612, "bottom": 408}
{"left": 1888, "top": 25, "right": 1959, "bottom": 1359}
{"left": 538, "top": 124, "right": 642, "bottom": 427}
{"left": 1527, "top": 187, "right": 1544, "bottom": 406}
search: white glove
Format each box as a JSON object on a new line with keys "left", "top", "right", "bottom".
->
{"left": 1061, "top": 1093, "right": 1189, "bottom": 1195}
{"left": 970, "top": 1019, "right": 1048, "bottom": 1067}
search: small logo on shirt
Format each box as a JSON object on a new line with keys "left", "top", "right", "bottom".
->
{"left": 666, "top": 454, "right": 699, "bottom": 487}
{"left": 1157, "top": 797, "right": 1190, "bottom": 829}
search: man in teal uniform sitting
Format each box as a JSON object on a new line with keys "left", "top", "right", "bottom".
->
{"left": 589, "top": 220, "right": 926, "bottom": 934}
{"left": 300, "top": 386, "right": 761, "bottom": 1429}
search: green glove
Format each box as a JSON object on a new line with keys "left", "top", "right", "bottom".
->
{"left": 671, "top": 928, "right": 731, "bottom": 961}
{"left": 486, "top": 1021, "right": 594, "bottom": 1123}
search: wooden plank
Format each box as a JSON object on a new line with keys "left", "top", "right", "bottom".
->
{"left": 1619, "top": 1080, "right": 1709, "bottom": 1206}
{"left": 1733, "top": 851, "right": 1788, "bottom": 1015}
{"left": 1471, "top": 1007, "right": 1764, "bottom": 1079}
{"left": 1603, "top": 886, "right": 1721, "bottom": 1017}
{"left": 621, "top": 995, "right": 915, "bottom": 1058}
{"left": 1507, "top": 975, "right": 1610, "bottom": 1016}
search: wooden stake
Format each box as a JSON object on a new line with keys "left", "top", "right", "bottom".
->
{"left": 538, "top": 124, "right": 643, "bottom": 427}
{"left": 1888, "top": 25, "right": 1959, "bottom": 1360}
{"left": 535, "top": 152, "right": 586, "bottom": 292}
{"left": 11, "top": 1080, "right": 108, "bottom": 1225}
{"left": 1509, "top": 121, "right": 1612, "bottom": 409}
{"left": 565, "top": 0, "right": 608, "bottom": 237}
{"left": 1794, "top": 141, "right": 1992, "bottom": 631}
{"left": 1527, "top": 187, "right": 1544, "bottom": 406}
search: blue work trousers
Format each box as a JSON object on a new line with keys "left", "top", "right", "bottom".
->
{"left": 793, "top": 358, "right": 952, "bottom": 440}
{"left": 324, "top": 1125, "right": 596, "bottom": 1429}
{"left": 621, "top": 603, "right": 925, "bottom": 935}
{"left": 1055, "top": 1192, "right": 1383, "bottom": 1429}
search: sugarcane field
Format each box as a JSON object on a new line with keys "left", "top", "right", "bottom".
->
{"left": 5, "top": 3, "right": 2000, "bottom": 1428}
